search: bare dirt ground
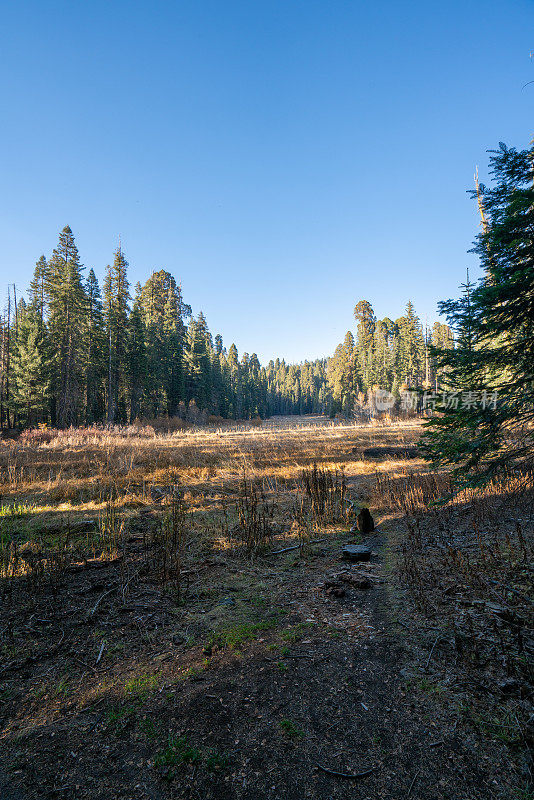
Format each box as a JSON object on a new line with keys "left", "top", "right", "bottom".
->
{"left": 0, "top": 417, "right": 531, "bottom": 799}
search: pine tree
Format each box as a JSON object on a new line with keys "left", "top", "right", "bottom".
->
{"left": 227, "top": 343, "right": 241, "bottom": 418}
{"left": 184, "top": 313, "right": 211, "bottom": 410}
{"left": 430, "top": 320, "right": 454, "bottom": 390}
{"left": 138, "top": 270, "right": 190, "bottom": 415}
{"left": 422, "top": 273, "right": 487, "bottom": 474}
{"left": 46, "top": 226, "right": 87, "bottom": 427}
{"left": 28, "top": 256, "right": 48, "bottom": 329}
{"left": 103, "top": 248, "right": 130, "bottom": 422}
{"left": 327, "top": 331, "right": 356, "bottom": 415}
{"left": 372, "top": 320, "right": 393, "bottom": 389}
{"left": 210, "top": 334, "right": 225, "bottom": 415}
{"left": 423, "top": 141, "right": 534, "bottom": 483}
{"left": 11, "top": 306, "right": 50, "bottom": 426}
{"left": 161, "top": 287, "right": 183, "bottom": 414}
{"left": 85, "top": 269, "right": 106, "bottom": 423}
{"left": 127, "top": 292, "right": 147, "bottom": 421}
{"left": 396, "top": 301, "right": 425, "bottom": 387}
{"left": 354, "top": 300, "right": 376, "bottom": 390}
{"left": 0, "top": 223, "right": 348, "bottom": 428}
{"left": 0, "top": 287, "right": 15, "bottom": 428}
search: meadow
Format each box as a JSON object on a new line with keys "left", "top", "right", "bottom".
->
{"left": 0, "top": 415, "right": 531, "bottom": 800}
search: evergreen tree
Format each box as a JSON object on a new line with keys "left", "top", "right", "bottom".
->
{"left": 138, "top": 270, "right": 190, "bottom": 415}
{"left": 227, "top": 343, "right": 241, "bottom": 418}
{"left": 46, "top": 226, "right": 87, "bottom": 427}
{"left": 11, "top": 306, "right": 50, "bottom": 426}
{"left": 354, "top": 300, "right": 376, "bottom": 389}
{"left": 210, "top": 334, "right": 226, "bottom": 415}
{"left": 184, "top": 313, "right": 211, "bottom": 410}
{"left": 85, "top": 269, "right": 106, "bottom": 423}
{"left": 28, "top": 256, "right": 48, "bottom": 329}
{"left": 2, "top": 226, "right": 463, "bottom": 428}
{"left": 0, "top": 287, "right": 15, "bottom": 428}
{"left": 423, "top": 141, "right": 534, "bottom": 483}
{"left": 103, "top": 248, "right": 130, "bottom": 423}
{"left": 327, "top": 331, "right": 356, "bottom": 415}
{"left": 127, "top": 291, "right": 147, "bottom": 421}
{"left": 373, "top": 319, "right": 393, "bottom": 389}
{"left": 396, "top": 301, "right": 425, "bottom": 387}
{"left": 429, "top": 320, "right": 454, "bottom": 390}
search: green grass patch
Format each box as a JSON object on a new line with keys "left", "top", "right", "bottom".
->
{"left": 280, "top": 622, "right": 314, "bottom": 643}
{"left": 279, "top": 718, "right": 304, "bottom": 738}
{"left": 139, "top": 717, "right": 158, "bottom": 739}
{"left": 30, "top": 675, "right": 70, "bottom": 702}
{"left": 416, "top": 677, "right": 445, "bottom": 696}
{"left": 155, "top": 734, "right": 203, "bottom": 769}
{"left": 104, "top": 704, "right": 138, "bottom": 735}
{"left": 154, "top": 734, "right": 231, "bottom": 780}
{"left": 176, "top": 663, "right": 209, "bottom": 681}
{"left": 471, "top": 708, "right": 524, "bottom": 747}
{"left": 205, "top": 750, "right": 231, "bottom": 772}
{"left": 123, "top": 672, "right": 160, "bottom": 701}
{"left": 206, "top": 618, "right": 277, "bottom": 650}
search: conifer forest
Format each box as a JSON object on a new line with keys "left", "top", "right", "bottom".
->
{"left": 0, "top": 224, "right": 455, "bottom": 430}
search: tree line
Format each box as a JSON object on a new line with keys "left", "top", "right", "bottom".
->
{"left": 327, "top": 299, "right": 453, "bottom": 417}
{"left": 0, "top": 224, "right": 454, "bottom": 430}
{"left": 0, "top": 227, "right": 331, "bottom": 428}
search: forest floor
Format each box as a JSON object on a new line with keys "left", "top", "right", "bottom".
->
{"left": 0, "top": 416, "right": 532, "bottom": 799}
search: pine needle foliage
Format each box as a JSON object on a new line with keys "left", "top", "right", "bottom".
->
{"left": 422, "top": 141, "right": 534, "bottom": 486}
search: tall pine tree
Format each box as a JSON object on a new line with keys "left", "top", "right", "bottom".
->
{"left": 423, "top": 141, "right": 534, "bottom": 483}
{"left": 103, "top": 248, "right": 130, "bottom": 423}
{"left": 46, "top": 226, "right": 87, "bottom": 427}
{"left": 85, "top": 268, "right": 106, "bottom": 423}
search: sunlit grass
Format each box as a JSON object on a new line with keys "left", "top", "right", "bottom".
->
{"left": 0, "top": 416, "right": 422, "bottom": 507}
{"left": 0, "top": 502, "right": 35, "bottom": 517}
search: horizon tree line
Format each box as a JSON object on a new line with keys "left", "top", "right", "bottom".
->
{"left": 0, "top": 226, "right": 331, "bottom": 429}
{"left": 0, "top": 225, "right": 452, "bottom": 430}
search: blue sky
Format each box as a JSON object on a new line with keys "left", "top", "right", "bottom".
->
{"left": 0, "top": 0, "right": 532, "bottom": 363}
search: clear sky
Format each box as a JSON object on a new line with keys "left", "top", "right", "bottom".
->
{"left": 0, "top": 0, "right": 532, "bottom": 363}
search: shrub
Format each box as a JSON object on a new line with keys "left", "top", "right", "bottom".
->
{"left": 19, "top": 426, "right": 58, "bottom": 446}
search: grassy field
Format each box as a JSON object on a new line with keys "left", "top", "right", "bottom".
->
{"left": 0, "top": 416, "right": 531, "bottom": 799}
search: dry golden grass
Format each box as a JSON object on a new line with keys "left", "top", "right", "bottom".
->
{"left": 0, "top": 414, "right": 425, "bottom": 585}
{"left": 0, "top": 415, "right": 423, "bottom": 516}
